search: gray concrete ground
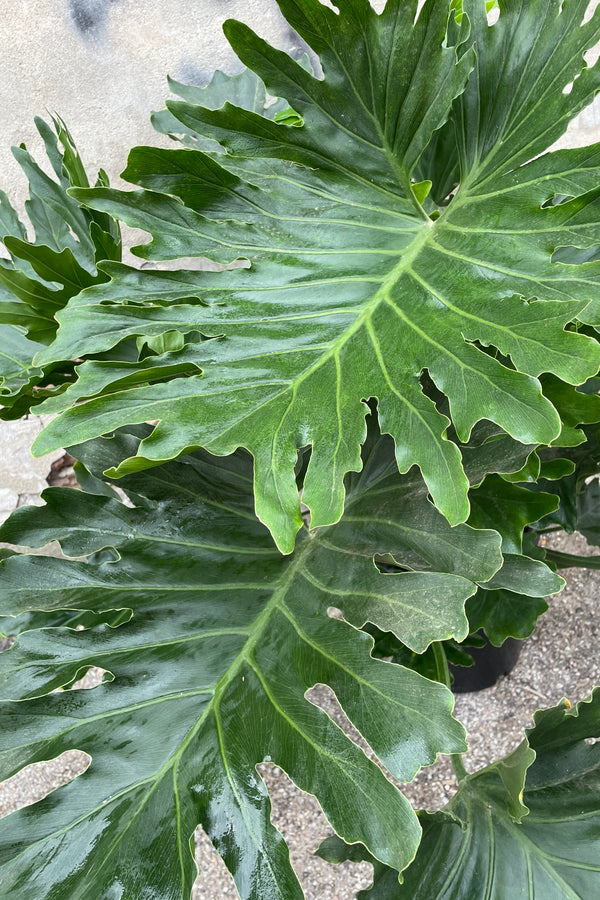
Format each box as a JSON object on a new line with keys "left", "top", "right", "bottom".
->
{"left": 0, "top": 0, "right": 299, "bottom": 214}
{"left": 1, "top": 417, "right": 599, "bottom": 897}
{"left": 0, "top": 418, "right": 64, "bottom": 527}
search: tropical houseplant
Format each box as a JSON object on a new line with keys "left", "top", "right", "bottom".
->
{"left": 1, "top": 0, "right": 600, "bottom": 896}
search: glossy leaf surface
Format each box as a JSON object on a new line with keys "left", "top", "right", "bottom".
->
{"left": 319, "top": 690, "right": 600, "bottom": 899}
{"left": 29, "top": 0, "right": 600, "bottom": 551}
{"left": 0, "top": 422, "right": 519, "bottom": 900}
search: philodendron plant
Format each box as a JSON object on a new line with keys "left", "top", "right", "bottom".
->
{"left": 2, "top": 0, "right": 600, "bottom": 896}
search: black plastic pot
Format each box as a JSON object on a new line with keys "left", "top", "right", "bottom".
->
{"left": 449, "top": 633, "right": 523, "bottom": 693}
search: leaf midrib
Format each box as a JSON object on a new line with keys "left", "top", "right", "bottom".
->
{"left": 129, "top": 216, "right": 436, "bottom": 458}
{"left": 1, "top": 553, "right": 313, "bottom": 876}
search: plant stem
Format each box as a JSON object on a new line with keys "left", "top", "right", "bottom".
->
{"left": 432, "top": 642, "right": 468, "bottom": 783}
{"left": 544, "top": 548, "right": 600, "bottom": 570}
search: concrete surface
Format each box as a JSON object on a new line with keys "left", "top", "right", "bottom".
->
{"left": 0, "top": 0, "right": 302, "bottom": 212}
{"left": 0, "top": 417, "right": 63, "bottom": 526}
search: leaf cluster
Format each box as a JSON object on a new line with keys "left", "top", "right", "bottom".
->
{"left": 1, "top": 1, "right": 600, "bottom": 897}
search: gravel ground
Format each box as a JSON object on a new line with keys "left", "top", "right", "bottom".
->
{"left": 1, "top": 453, "right": 599, "bottom": 898}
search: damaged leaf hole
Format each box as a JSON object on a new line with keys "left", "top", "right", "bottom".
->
{"left": 0, "top": 750, "right": 91, "bottom": 820}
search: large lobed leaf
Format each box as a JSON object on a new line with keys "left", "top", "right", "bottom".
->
{"left": 0, "top": 419, "right": 534, "bottom": 899}
{"left": 25, "top": 0, "right": 600, "bottom": 551}
{"left": 319, "top": 690, "right": 600, "bottom": 899}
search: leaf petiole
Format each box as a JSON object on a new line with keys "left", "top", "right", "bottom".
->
{"left": 432, "top": 641, "right": 468, "bottom": 783}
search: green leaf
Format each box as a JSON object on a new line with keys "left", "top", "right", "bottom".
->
{"left": 411, "top": 179, "right": 432, "bottom": 205}
{"left": 465, "top": 468, "right": 566, "bottom": 642}
{"left": 500, "top": 451, "right": 541, "bottom": 483}
{"left": 454, "top": 0, "right": 600, "bottom": 183}
{"left": 0, "top": 422, "right": 511, "bottom": 899}
{"left": 272, "top": 106, "right": 304, "bottom": 127}
{"left": 30, "top": 0, "right": 600, "bottom": 551}
{"left": 457, "top": 421, "right": 537, "bottom": 485}
{"left": 36, "top": 346, "right": 206, "bottom": 416}
{"left": 0, "top": 190, "right": 26, "bottom": 241}
{"left": 319, "top": 691, "right": 600, "bottom": 899}
{"left": 0, "top": 118, "right": 124, "bottom": 420}
{"left": 481, "top": 552, "right": 562, "bottom": 595}
{"left": 151, "top": 65, "right": 294, "bottom": 149}
{"left": 574, "top": 478, "right": 600, "bottom": 548}
{"left": 0, "top": 116, "right": 120, "bottom": 350}
{"left": 206, "top": 0, "right": 474, "bottom": 183}
{"left": 525, "top": 423, "right": 600, "bottom": 534}
{"left": 0, "top": 324, "right": 43, "bottom": 404}
{"left": 538, "top": 457, "right": 576, "bottom": 480}
{"left": 541, "top": 374, "right": 600, "bottom": 448}
{"left": 468, "top": 474, "right": 559, "bottom": 554}
{"left": 465, "top": 587, "right": 549, "bottom": 645}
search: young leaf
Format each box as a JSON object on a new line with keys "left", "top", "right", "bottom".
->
{"left": 0, "top": 116, "right": 120, "bottom": 349}
{"left": 151, "top": 65, "right": 293, "bottom": 149}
